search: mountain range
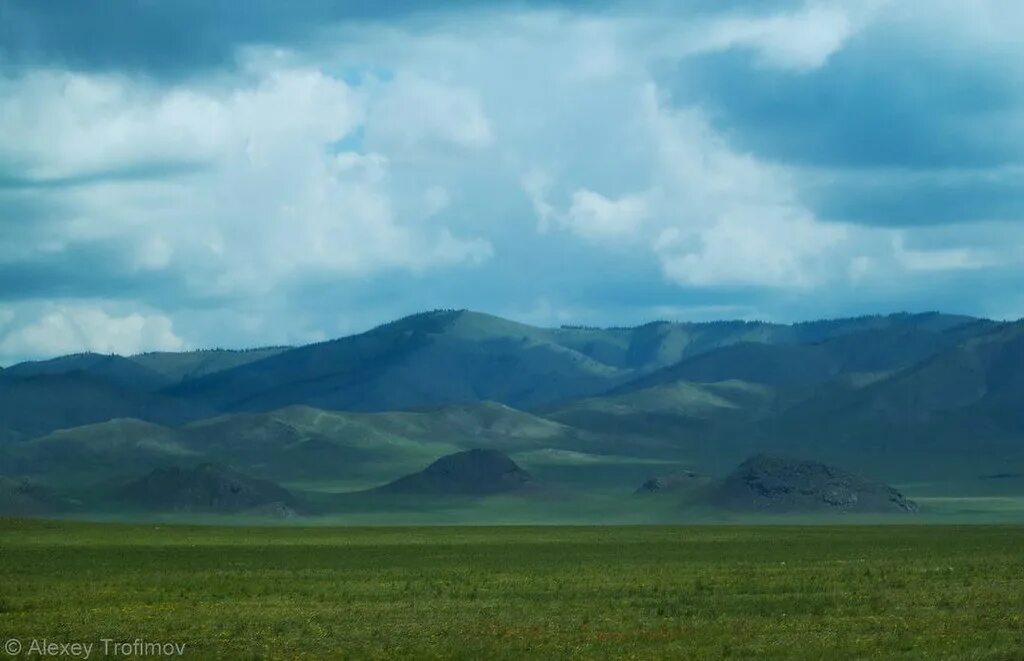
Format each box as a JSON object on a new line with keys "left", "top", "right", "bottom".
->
{"left": 1, "top": 309, "right": 1021, "bottom": 520}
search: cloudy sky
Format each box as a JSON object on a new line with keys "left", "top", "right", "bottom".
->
{"left": 1, "top": 0, "right": 1023, "bottom": 364}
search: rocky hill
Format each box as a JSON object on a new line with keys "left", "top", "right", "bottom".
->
{"left": 635, "top": 470, "right": 712, "bottom": 495}
{"left": 117, "top": 463, "right": 297, "bottom": 515}
{"left": 708, "top": 454, "right": 918, "bottom": 513}
{"left": 375, "top": 449, "right": 533, "bottom": 495}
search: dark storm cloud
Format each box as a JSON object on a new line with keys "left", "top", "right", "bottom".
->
{"left": 0, "top": 248, "right": 169, "bottom": 301}
{"left": 803, "top": 168, "right": 1024, "bottom": 226}
{"left": 661, "top": 16, "right": 1024, "bottom": 228}
{"left": 0, "top": 0, "right": 803, "bottom": 78}
{"left": 665, "top": 40, "right": 1024, "bottom": 170}
{"left": 1, "top": 0, "right": 450, "bottom": 77}
{"left": 0, "top": 0, "right": 614, "bottom": 78}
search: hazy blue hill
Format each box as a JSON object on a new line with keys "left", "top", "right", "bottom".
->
{"left": 786, "top": 321, "right": 1024, "bottom": 426}
{"left": 3, "top": 308, "right": 1019, "bottom": 519}
{"left": 162, "top": 310, "right": 982, "bottom": 416}
{"left": 620, "top": 342, "right": 840, "bottom": 389}
{"left": 703, "top": 322, "right": 1024, "bottom": 480}
{"left": 538, "top": 318, "right": 1015, "bottom": 481}
{"left": 129, "top": 347, "right": 291, "bottom": 383}
{"left": 611, "top": 321, "right": 986, "bottom": 393}
{"left": 547, "top": 313, "right": 977, "bottom": 371}
{"left": 167, "top": 310, "right": 626, "bottom": 412}
{"left": 3, "top": 352, "right": 172, "bottom": 391}
{"left": 0, "top": 372, "right": 212, "bottom": 438}
{"left": 0, "top": 310, "right": 983, "bottom": 438}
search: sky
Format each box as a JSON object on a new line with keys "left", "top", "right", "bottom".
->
{"left": 1, "top": 0, "right": 1023, "bottom": 364}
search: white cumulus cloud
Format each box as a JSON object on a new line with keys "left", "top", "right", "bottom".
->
{"left": 1, "top": 66, "right": 493, "bottom": 298}
{"left": 0, "top": 304, "right": 184, "bottom": 364}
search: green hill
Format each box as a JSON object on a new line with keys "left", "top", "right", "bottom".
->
{"left": 129, "top": 347, "right": 291, "bottom": 383}
{"left": 3, "top": 309, "right": 1023, "bottom": 521}
{"left": 0, "top": 400, "right": 621, "bottom": 493}
{"left": 2, "top": 418, "right": 199, "bottom": 485}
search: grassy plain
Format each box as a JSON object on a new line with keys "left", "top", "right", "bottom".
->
{"left": 2, "top": 520, "right": 1023, "bottom": 659}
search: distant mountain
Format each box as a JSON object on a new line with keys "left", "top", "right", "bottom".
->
{"left": 117, "top": 463, "right": 297, "bottom": 515}
{"left": 831, "top": 321, "right": 1024, "bottom": 424}
{"left": 164, "top": 310, "right": 983, "bottom": 415}
{"left": 557, "top": 311, "right": 982, "bottom": 371}
{"left": 373, "top": 449, "right": 533, "bottom": 495}
{"left": 165, "top": 310, "right": 626, "bottom": 412}
{"left": 3, "top": 353, "right": 171, "bottom": 391}
{"left": 3, "top": 308, "right": 1021, "bottom": 522}
{"left": 0, "top": 373, "right": 210, "bottom": 438}
{"left": 756, "top": 321, "right": 1024, "bottom": 473}
{"left": 129, "top": 347, "right": 291, "bottom": 384}
{"left": 613, "top": 321, "right": 987, "bottom": 392}
{"left": 0, "top": 350, "right": 288, "bottom": 440}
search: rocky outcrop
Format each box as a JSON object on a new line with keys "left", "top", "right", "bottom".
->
{"left": 708, "top": 454, "right": 918, "bottom": 513}
{"left": 118, "top": 463, "right": 297, "bottom": 514}
{"left": 635, "top": 470, "right": 712, "bottom": 495}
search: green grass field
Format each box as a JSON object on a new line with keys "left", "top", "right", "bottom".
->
{"left": 2, "top": 520, "right": 1023, "bottom": 659}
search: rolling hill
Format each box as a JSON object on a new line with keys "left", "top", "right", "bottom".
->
{"left": 2, "top": 418, "right": 200, "bottom": 484}
{"left": 0, "top": 372, "right": 211, "bottom": 438}
{"left": 161, "top": 310, "right": 980, "bottom": 415}
{"left": 612, "top": 321, "right": 988, "bottom": 393}
{"left": 371, "top": 449, "right": 533, "bottom": 495}
{"left": 2, "top": 353, "right": 172, "bottom": 391}
{"left": 2, "top": 308, "right": 1021, "bottom": 520}
{"left": 165, "top": 310, "right": 626, "bottom": 412}
{"left": 756, "top": 321, "right": 1024, "bottom": 475}
{"left": 0, "top": 400, "right": 615, "bottom": 491}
